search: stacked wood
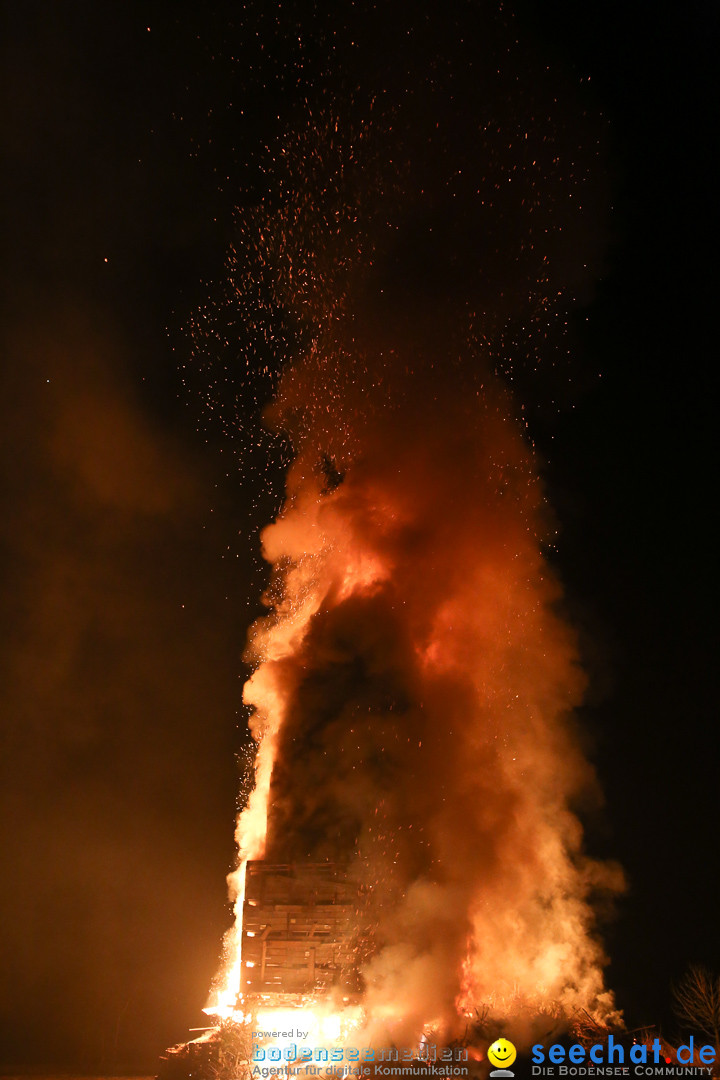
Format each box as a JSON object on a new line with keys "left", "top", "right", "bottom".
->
{"left": 241, "top": 862, "right": 358, "bottom": 994}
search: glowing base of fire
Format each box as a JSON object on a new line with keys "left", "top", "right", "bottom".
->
{"left": 255, "top": 1005, "right": 363, "bottom": 1048}
{"left": 203, "top": 996, "right": 364, "bottom": 1051}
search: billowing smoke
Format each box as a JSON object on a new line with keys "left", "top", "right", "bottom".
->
{"left": 242, "top": 353, "right": 621, "bottom": 1040}
{"left": 197, "top": 55, "right": 622, "bottom": 1041}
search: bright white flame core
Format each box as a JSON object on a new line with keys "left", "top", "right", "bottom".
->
{"left": 253, "top": 1006, "right": 363, "bottom": 1053}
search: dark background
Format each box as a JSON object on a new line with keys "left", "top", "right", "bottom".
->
{"left": 1, "top": 0, "right": 718, "bottom": 1071}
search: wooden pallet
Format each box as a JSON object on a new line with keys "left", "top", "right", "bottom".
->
{"left": 241, "top": 863, "right": 358, "bottom": 994}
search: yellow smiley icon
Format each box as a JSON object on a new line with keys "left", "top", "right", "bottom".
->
{"left": 487, "top": 1038, "right": 517, "bottom": 1069}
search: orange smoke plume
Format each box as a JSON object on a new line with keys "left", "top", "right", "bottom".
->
{"left": 236, "top": 355, "right": 621, "bottom": 1040}
{"left": 198, "top": 87, "right": 622, "bottom": 1040}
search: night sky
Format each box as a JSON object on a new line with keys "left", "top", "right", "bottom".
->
{"left": 1, "top": 0, "right": 718, "bottom": 1072}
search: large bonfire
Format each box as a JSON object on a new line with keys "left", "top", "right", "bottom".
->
{"left": 185, "top": 30, "right": 622, "bottom": 1065}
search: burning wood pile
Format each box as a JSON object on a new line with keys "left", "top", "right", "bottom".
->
{"left": 241, "top": 862, "right": 360, "bottom": 1000}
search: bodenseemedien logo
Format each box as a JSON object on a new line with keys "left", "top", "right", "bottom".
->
{"left": 488, "top": 1038, "right": 518, "bottom": 1078}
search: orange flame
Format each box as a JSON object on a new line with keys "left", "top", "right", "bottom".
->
{"left": 197, "top": 100, "right": 621, "bottom": 1043}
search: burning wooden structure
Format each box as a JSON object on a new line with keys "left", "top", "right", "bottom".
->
{"left": 241, "top": 861, "right": 360, "bottom": 999}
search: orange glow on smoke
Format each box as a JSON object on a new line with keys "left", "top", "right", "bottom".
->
{"left": 197, "top": 101, "right": 622, "bottom": 1042}
{"left": 204, "top": 368, "right": 623, "bottom": 1039}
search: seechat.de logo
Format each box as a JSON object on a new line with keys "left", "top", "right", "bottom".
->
{"left": 488, "top": 1038, "right": 518, "bottom": 1077}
